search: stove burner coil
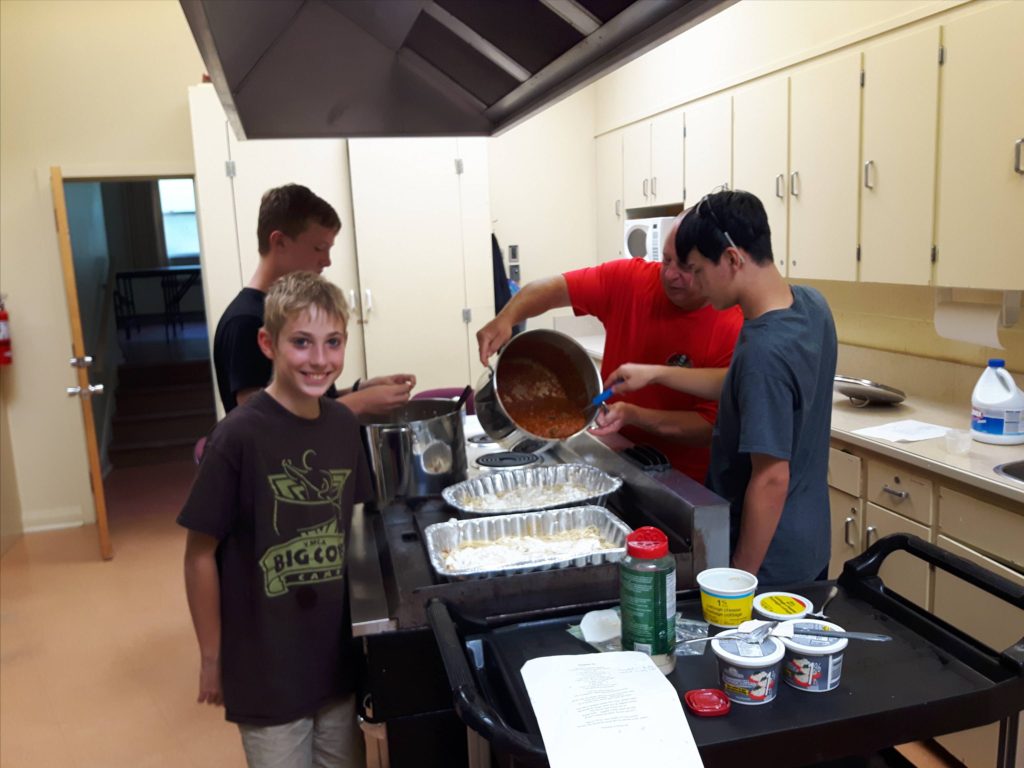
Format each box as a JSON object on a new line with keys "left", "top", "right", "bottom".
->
{"left": 622, "top": 445, "right": 670, "bottom": 473}
{"left": 475, "top": 452, "right": 542, "bottom": 469}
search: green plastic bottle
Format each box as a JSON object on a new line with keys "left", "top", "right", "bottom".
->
{"left": 620, "top": 526, "right": 676, "bottom": 674}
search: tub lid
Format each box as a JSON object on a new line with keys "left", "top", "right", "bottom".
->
{"left": 711, "top": 631, "right": 785, "bottom": 666}
{"left": 779, "top": 620, "right": 849, "bottom": 653}
{"left": 754, "top": 592, "right": 813, "bottom": 618}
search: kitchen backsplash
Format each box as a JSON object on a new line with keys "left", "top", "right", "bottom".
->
{"left": 837, "top": 344, "right": 1022, "bottom": 407}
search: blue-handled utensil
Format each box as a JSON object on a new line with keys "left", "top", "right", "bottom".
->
{"left": 582, "top": 386, "right": 616, "bottom": 421}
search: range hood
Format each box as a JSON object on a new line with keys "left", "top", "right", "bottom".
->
{"left": 180, "top": 0, "right": 734, "bottom": 139}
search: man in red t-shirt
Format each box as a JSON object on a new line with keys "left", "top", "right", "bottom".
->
{"left": 477, "top": 215, "right": 743, "bottom": 482}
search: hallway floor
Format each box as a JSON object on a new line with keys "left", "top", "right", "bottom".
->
{"left": 0, "top": 459, "right": 245, "bottom": 767}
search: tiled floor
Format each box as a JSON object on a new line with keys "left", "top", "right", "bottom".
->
{"left": 0, "top": 459, "right": 245, "bottom": 767}
{"left": 0, "top": 459, "right": 963, "bottom": 768}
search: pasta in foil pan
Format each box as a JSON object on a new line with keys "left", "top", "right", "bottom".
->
{"left": 442, "top": 463, "right": 622, "bottom": 515}
{"left": 424, "top": 505, "right": 632, "bottom": 580}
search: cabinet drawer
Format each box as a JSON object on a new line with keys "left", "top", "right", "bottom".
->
{"left": 865, "top": 459, "right": 932, "bottom": 525}
{"left": 828, "top": 447, "right": 861, "bottom": 496}
{"left": 932, "top": 535, "right": 1024, "bottom": 768}
{"left": 939, "top": 487, "right": 1024, "bottom": 570}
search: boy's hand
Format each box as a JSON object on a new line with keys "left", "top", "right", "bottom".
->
{"left": 603, "top": 364, "right": 658, "bottom": 394}
{"left": 363, "top": 373, "right": 416, "bottom": 390}
{"left": 340, "top": 380, "right": 414, "bottom": 415}
{"left": 198, "top": 656, "right": 223, "bottom": 706}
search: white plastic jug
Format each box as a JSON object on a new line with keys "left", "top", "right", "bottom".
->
{"left": 970, "top": 359, "right": 1024, "bottom": 445}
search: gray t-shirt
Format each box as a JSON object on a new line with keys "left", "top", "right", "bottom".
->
{"left": 707, "top": 285, "right": 837, "bottom": 586}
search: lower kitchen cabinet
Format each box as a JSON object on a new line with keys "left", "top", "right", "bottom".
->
{"left": 932, "top": 536, "right": 1024, "bottom": 768}
{"left": 828, "top": 487, "right": 862, "bottom": 579}
{"left": 863, "top": 502, "right": 930, "bottom": 609}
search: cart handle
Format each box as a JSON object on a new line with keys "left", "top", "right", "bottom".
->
{"left": 839, "top": 533, "right": 1024, "bottom": 672}
{"left": 426, "top": 598, "right": 548, "bottom": 765}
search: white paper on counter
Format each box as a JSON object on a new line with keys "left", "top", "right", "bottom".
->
{"left": 851, "top": 419, "right": 948, "bottom": 443}
{"left": 521, "top": 652, "right": 703, "bottom": 768}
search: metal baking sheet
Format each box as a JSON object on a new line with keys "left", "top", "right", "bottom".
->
{"left": 423, "top": 505, "right": 632, "bottom": 580}
{"left": 442, "top": 463, "right": 622, "bottom": 515}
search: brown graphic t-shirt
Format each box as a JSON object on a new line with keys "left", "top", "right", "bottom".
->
{"left": 178, "top": 391, "right": 373, "bottom": 725}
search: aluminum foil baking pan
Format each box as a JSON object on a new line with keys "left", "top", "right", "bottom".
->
{"left": 442, "top": 463, "right": 622, "bottom": 515}
{"left": 424, "top": 505, "right": 632, "bottom": 580}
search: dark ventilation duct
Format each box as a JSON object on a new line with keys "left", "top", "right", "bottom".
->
{"left": 180, "top": 0, "right": 735, "bottom": 138}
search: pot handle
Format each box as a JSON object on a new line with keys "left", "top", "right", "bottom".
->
{"left": 378, "top": 424, "right": 412, "bottom": 496}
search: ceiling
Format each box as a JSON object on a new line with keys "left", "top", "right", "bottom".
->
{"left": 180, "top": 0, "right": 735, "bottom": 139}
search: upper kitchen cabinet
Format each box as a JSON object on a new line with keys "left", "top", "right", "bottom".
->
{"left": 935, "top": 1, "right": 1024, "bottom": 290}
{"left": 623, "top": 108, "right": 685, "bottom": 209}
{"left": 682, "top": 93, "right": 732, "bottom": 205}
{"left": 860, "top": 26, "right": 940, "bottom": 286}
{"left": 789, "top": 51, "right": 861, "bottom": 282}
{"left": 596, "top": 132, "right": 624, "bottom": 263}
{"left": 348, "top": 138, "right": 491, "bottom": 391}
{"left": 733, "top": 76, "right": 789, "bottom": 273}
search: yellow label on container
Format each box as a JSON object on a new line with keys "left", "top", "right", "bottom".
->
{"left": 759, "top": 595, "right": 806, "bottom": 616}
{"left": 700, "top": 590, "right": 755, "bottom": 627}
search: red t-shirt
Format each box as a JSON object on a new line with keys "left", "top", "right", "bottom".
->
{"left": 564, "top": 259, "right": 743, "bottom": 481}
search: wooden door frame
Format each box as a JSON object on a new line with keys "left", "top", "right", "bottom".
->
{"left": 50, "top": 166, "right": 113, "bottom": 560}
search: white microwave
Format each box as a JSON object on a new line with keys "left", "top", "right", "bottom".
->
{"left": 623, "top": 216, "right": 675, "bottom": 262}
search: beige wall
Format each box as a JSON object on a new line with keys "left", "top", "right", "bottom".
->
{"left": 0, "top": 0, "right": 205, "bottom": 530}
{"left": 487, "top": 86, "right": 598, "bottom": 329}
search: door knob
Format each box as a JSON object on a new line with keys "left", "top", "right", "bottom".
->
{"left": 66, "top": 384, "right": 104, "bottom": 398}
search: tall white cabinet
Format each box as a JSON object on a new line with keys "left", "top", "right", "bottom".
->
{"left": 188, "top": 84, "right": 492, "bottom": 404}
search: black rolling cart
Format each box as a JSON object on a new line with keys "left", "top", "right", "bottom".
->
{"left": 428, "top": 534, "right": 1024, "bottom": 768}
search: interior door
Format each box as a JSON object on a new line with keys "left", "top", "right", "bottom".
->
{"left": 50, "top": 166, "right": 113, "bottom": 560}
{"left": 348, "top": 138, "right": 472, "bottom": 391}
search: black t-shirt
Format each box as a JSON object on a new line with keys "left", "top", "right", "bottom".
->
{"left": 213, "top": 288, "right": 272, "bottom": 413}
{"left": 178, "top": 391, "right": 374, "bottom": 725}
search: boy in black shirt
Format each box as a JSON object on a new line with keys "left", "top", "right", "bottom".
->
{"left": 181, "top": 272, "right": 372, "bottom": 766}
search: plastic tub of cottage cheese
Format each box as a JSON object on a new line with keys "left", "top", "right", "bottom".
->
{"left": 709, "top": 630, "right": 784, "bottom": 705}
{"left": 753, "top": 592, "right": 813, "bottom": 622}
{"left": 779, "top": 619, "right": 848, "bottom": 693}
{"left": 697, "top": 568, "right": 758, "bottom": 627}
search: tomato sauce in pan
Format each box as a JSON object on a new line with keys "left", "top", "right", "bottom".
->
{"left": 498, "top": 358, "right": 588, "bottom": 439}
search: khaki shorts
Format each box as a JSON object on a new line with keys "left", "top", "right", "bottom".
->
{"left": 239, "top": 694, "right": 365, "bottom": 768}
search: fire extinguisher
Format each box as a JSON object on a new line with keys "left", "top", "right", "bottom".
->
{"left": 0, "top": 294, "right": 11, "bottom": 366}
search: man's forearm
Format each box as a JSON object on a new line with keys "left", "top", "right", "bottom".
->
{"left": 496, "top": 275, "right": 571, "bottom": 327}
{"left": 620, "top": 405, "right": 713, "bottom": 446}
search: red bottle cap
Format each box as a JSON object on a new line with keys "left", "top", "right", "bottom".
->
{"left": 684, "top": 688, "right": 731, "bottom": 717}
{"left": 626, "top": 526, "right": 669, "bottom": 559}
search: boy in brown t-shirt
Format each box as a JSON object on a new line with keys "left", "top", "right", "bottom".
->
{"left": 180, "top": 272, "right": 372, "bottom": 767}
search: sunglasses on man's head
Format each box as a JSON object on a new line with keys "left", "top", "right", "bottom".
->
{"left": 695, "top": 187, "right": 738, "bottom": 251}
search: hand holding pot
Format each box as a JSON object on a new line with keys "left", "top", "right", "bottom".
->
{"left": 476, "top": 316, "right": 514, "bottom": 366}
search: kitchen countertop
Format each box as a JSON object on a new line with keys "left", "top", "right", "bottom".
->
{"left": 830, "top": 392, "right": 1024, "bottom": 506}
{"left": 563, "top": 328, "right": 1022, "bottom": 506}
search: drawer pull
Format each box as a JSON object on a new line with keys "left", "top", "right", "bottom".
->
{"left": 866, "top": 526, "right": 878, "bottom": 546}
{"left": 882, "top": 484, "right": 908, "bottom": 501}
{"left": 844, "top": 516, "right": 857, "bottom": 547}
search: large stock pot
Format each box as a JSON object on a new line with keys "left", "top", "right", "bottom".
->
{"left": 474, "top": 329, "right": 602, "bottom": 453}
{"left": 360, "top": 399, "right": 468, "bottom": 505}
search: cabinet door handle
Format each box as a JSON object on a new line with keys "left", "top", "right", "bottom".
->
{"left": 866, "top": 525, "right": 878, "bottom": 546}
{"left": 790, "top": 171, "right": 800, "bottom": 197}
{"left": 775, "top": 174, "right": 785, "bottom": 199}
{"left": 651, "top": 176, "right": 657, "bottom": 197}
{"left": 363, "top": 288, "right": 373, "bottom": 320}
{"left": 881, "top": 484, "right": 908, "bottom": 501}
{"left": 347, "top": 289, "right": 357, "bottom": 313}
{"left": 844, "top": 516, "right": 857, "bottom": 547}
{"left": 864, "top": 160, "right": 875, "bottom": 189}
{"left": 1015, "top": 138, "right": 1023, "bottom": 174}
{"left": 643, "top": 178, "right": 649, "bottom": 198}
{"left": 614, "top": 199, "right": 621, "bottom": 217}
